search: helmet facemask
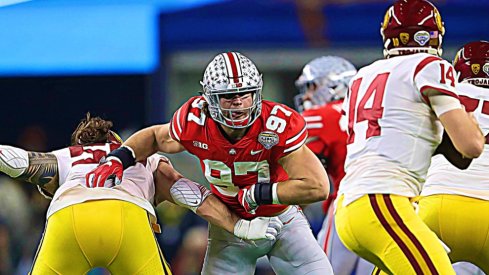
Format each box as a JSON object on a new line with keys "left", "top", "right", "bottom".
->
{"left": 201, "top": 52, "right": 263, "bottom": 129}
{"left": 294, "top": 56, "right": 357, "bottom": 112}
{"left": 202, "top": 84, "right": 263, "bottom": 129}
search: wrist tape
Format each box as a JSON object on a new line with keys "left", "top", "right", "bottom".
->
{"left": 254, "top": 182, "right": 281, "bottom": 205}
{"left": 108, "top": 146, "right": 136, "bottom": 169}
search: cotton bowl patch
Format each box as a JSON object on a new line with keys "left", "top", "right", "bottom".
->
{"left": 483, "top": 63, "right": 489, "bottom": 76}
{"left": 258, "top": 131, "right": 279, "bottom": 149}
{"left": 414, "top": 31, "right": 430, "bottom": 46}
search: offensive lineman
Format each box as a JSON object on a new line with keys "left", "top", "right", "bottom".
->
{"left": 86, "top": 52, "right": 334, "bottom": 274}
{"left": 0, "top": 113, "right": 282, "bottom": 274}
{"left": 335, "top": 0, "right": 484, "bottom": 274}
{"left": 418, "top": 41, "right": 489, "bottom": 274}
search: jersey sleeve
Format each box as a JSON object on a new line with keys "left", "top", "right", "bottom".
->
{"left": 145, "top": 153, "right": 173, "bottom": 174}
{"left": 169, "top": 96, "right": 206, "bottom": 143}
{"left": 282, "top": 109, "right": 308, "bottom": 155}
{"left": 50, "top": 148, "right": 72, "bottom": 186}
{"left": 169, "top": 103, "right": 189, "bottom": 143}
{"left": 414, "top": 56, "right": 459, "bottom": 99}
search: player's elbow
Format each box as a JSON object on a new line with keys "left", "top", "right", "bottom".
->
{"left": 458, "top": 138, "right": 484, "bottom": 158}
{"left": 453, "top": 131, "right": 485, "bottom": 158}
{"left": 308, "top": 177, "right": 329, "bottom": 202}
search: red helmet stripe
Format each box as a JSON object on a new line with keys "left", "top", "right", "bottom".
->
{"left": 225, "top": 52, "right": 240, "bottom": 83}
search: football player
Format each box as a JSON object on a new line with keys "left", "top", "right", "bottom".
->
{"left": 86, "top": 52, "right": 334, "bottom": 274}
{"left": 295, "top": 56, "right": 374, "bottom": 275}
{"left": 0, "top": 113, "right": 282, "bottom": 274}
{"left": 418, "top": 41, "right": 489, "bottom": 274}
{"left": 335, "top": 0, "right": 485, "bottom": 274}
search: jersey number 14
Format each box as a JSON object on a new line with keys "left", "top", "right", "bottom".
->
{"left": 347, "top": 73, "right": 389, "bottom": 144}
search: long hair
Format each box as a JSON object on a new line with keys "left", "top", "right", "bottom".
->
{"left": 71, "top": 113, "right": 114, "bottom": 146}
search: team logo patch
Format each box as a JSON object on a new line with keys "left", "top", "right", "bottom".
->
{"left": 414, "top": 31, "right": 430, "bottom": 46}
{"left": 258, "top": 131, "right": 279, "bottom": 150}
{"left": 472, "top": 64, "right": 481, "bottom": 75}
{"left": 400, "top": 33, "right": 409, "bottom": 45}
{"left": 483, "top": 63, "right": 489, "bottom": 76}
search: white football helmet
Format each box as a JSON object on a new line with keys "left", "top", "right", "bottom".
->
{"left": 201, "top": 52, "right": 263, "bottom": 129}
{"left": 294, "top": 56, "right": 357, "bottom": 112}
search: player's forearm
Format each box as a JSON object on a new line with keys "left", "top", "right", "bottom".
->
{"left": 276, "top": 178, "right": 329, "bottom": 205}
{"left": 275, "top": 145, "right": 329, "bottom": 205}
{"left": 0, "top": 145, "right": 59, "bottom": 187}
{"left": 17, "top": 152, "right": 60, "bottom": 187}
{"left": 124, "top": 126, "right": 162, "bottom": 162}
{"left": 439, "top": 109, "right": 484, "bottom": 158}
{"left": 196, "top": 195, "right": 240, "bottom": 233}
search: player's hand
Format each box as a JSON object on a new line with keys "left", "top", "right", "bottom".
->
{"left": 237, "top": 185, "right": 258, "bottom": 214}
{"left": 233, "top": 216, "right": 283, "bottom": 241}
{"left": 0, "top": 145, "right": 28, "bottom": 178}
{"left": 85, "top": 156, "right": 123, "bottom": 188}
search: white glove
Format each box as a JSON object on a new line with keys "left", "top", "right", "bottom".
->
{"left": 0, "top": 145, "right": 29, "bottom": 178}
{"left": 233, "top": 216, "right": 283, "bottom": 241}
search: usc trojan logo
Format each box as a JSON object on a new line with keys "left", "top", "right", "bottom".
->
{"left": 472, "top": 64, "right": 481, "bottom": 75}
{"left": 400, "top": 33, "right": 409, "bottom": 45}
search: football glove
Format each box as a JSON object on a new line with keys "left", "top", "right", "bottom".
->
{"left": 233, "top": 216, "right": 283, "bottom": 241}
{"left": 0, "top": 145, "right": 29, "bottom": 178}
{"left": 85, "top": 156, "right": 123, "bottom": 188}
{"left": 237, "top": 185, "right": 259, "bottom": 214}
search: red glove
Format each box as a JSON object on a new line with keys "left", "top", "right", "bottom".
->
{"left": 85, "top": 157, "right": 123, "bottom": 188}
{"left": 237, "top": 185, "right": 258, "bottom": 214}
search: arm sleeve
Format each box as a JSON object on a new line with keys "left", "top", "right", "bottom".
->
{"left": 146, "top": 153, "right": 172, "bottom": 174}
{"left": 50, "top": 148, "right": 71, "bottom": 186}
{"left": 414, "top": 57, "right": 459, "bottom": 99}
{"left": 170, "top": 105, "right": 186, "bottom": 142}
{"left": 282, "top": 111, "right": 308, "bottom": 155}
{"left": 428, "top": 94, "right": 462, "bottom": 117}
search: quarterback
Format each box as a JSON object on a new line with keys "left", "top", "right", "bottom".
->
{"left": 87, "top": 52, "right": 334, "bottom": 274}
{"left": 335, "top": 0, "right": 484, "bottom": 274}
{"left": 418, "top": 41, "right": 489, "bottom": 274}
{"left": 0, "top": 113, "right": 281, "bottom": 274}
{"left": 294, "top": 56, "right": 374, "bottom": 275}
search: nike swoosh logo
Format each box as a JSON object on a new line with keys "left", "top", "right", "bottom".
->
{"left": 190, "top": 200, "right": 198, "bottom": 205}
{"left": 250, "top": 149, "right": 263, "bottom": 155}
{"left": 283, "top": 217, "right": 295, "bottom": 225}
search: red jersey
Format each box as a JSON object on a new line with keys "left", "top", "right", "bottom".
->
{"left": 170, "top": 96, "right": 307, "bottom": 219}
{"left": 302, "top": 100, "right": 347, "bottom": 212}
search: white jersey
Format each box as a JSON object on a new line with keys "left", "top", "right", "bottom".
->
{"left": 46, "top": 143, "right": 166, "bottom": 218}
{"left": 339, "top": 53, "right": 459, "bottom": 206}
{"left": 423, "top": 82, "right": 489, "bottom": 200}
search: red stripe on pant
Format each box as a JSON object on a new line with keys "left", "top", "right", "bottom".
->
{"left": 382, "top": 195, "right": 438, "bottom": 275}
{"left": 368, "top": 194, "right": 423, "bottom": 274}
{"left": 323, "top": 206, "right": 334, "bottom": 253}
